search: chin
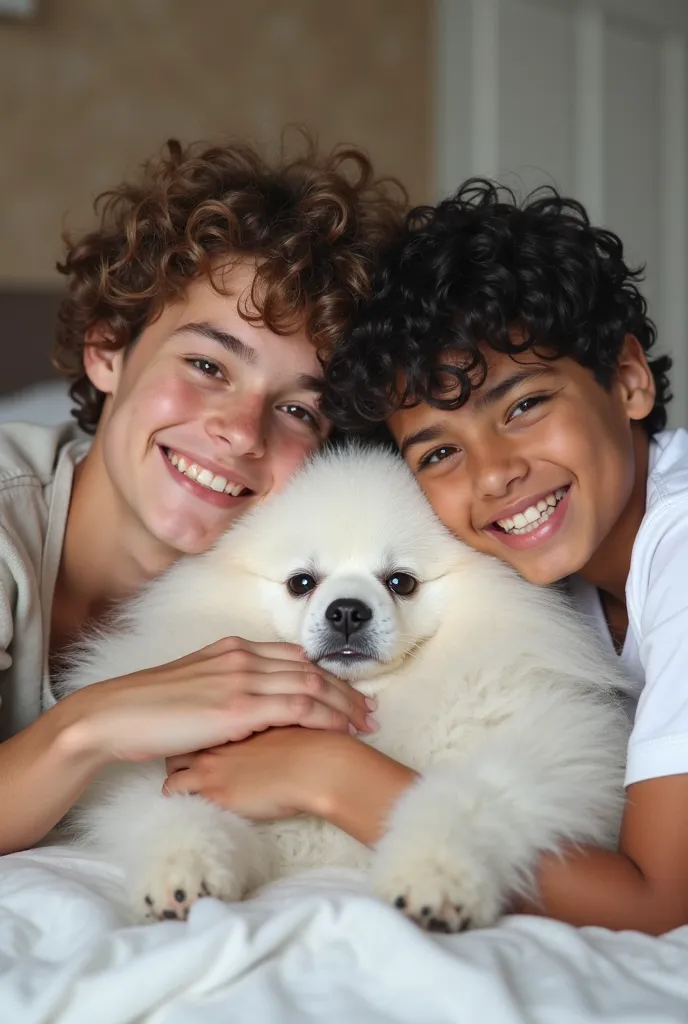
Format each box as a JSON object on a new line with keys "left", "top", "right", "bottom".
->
{"left": 142, "top": 510, "right": 233, "bottom": 557}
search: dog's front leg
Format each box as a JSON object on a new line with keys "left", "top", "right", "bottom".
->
{"left": 370, "top": 759, "right": 510, "bottom": 933}
{"left": 72, "top": 763, "right": 272, "bottom": 923}
{"left": 370, "top": 724, "right": 624, "bottom": 932}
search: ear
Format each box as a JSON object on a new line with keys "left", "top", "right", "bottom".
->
{"left": 82, "top": 325, "right": 126, "bottom": 397}
{"left": 615, "top": 334, "right": 656, "bottom": 423}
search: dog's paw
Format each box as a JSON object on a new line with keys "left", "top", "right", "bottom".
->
{"left": 372, "top": 846, "right": 503, "bottom": 934}
{"left": 132, "top": 845, "right": 245, "bottom": 923}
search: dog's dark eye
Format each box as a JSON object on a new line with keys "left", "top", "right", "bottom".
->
{"left": 386, "top": 573, "right": 418, "bottom": 597}
{"left": 287, "top": 573, "right": 318, "bottom": 596}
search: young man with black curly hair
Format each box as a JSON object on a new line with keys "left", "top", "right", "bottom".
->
{"left": 0, "top": 137, "right": 405, "bottom": 855}
{"left": 316, "top": 180, "right": 688, "bottom": 934}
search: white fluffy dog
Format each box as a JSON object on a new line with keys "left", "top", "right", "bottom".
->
{"left": 55, "top": 446, "right": 631, "bottom": 931}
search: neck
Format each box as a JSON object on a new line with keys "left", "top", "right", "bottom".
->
{"left": 579, "top": 425, "right": 650, "bottom": 603}
{"left": 56, "top": 430, "right": 179, "bottom": 631}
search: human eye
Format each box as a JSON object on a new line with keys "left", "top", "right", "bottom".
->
{"left": 417, "top": 445, "right": 459, "bottom": 470}
{"left": 507, "top": 394, "right": 550, "bottom": 421}
{"left": 186, "top": 357, "right": 225, "bottom": 380}
{"left": 278, "top": 403, "right": 322, "bottom": 433}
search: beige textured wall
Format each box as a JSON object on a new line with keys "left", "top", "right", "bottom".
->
{"left": 0, "top": 0, "right": 430, "bottom": 286}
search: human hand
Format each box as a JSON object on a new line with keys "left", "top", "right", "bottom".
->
{"left": 64, "top": 637, "right": 377, "bottom": 765}
{"left": 163, "top": 726, "right": 358, "bottom": 820}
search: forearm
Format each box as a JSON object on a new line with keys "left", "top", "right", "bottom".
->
{"left": 519, "top": 845, "right": 686, "bottom": 935}
{"left": 312, "top": 737, "right": 418, "bottom": 847}
{"left": 0, "top": 695, "right": 108, "bottom": 855}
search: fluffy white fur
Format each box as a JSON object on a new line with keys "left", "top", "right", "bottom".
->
{"left": 54, "top": 446, "right": 631, "bottom": 931}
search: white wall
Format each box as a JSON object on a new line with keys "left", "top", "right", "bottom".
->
{"left": 435, "top": 0, "right": 688, "bottom": 425}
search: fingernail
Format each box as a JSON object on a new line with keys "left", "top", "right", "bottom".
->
{"left": 365, "top": 697, "right": 378, "bottom": 711}
{"left": 365, "top": 714, "right": 380, "bottom": 732}
{"left": 348, "top": 723, "right": 358, "bottom": 736}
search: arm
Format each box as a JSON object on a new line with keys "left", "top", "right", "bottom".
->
{"left": 0, "top": 695, "right": 108, "bottom": 855}
{"left": 165, "top": 728, "right": 417, "bottom": 847}
{"left": 165, "top": 731, "right": 688, "bottom": 934}
{"left": 516, "top": 774, "right": 688, "bottom": 934}
{"left": 514, "top": 505, "right": 688, "bottom": 932}
{"left": 0, "top": 639, "right": 372, "bottom": 856}
{"left": 311, "top": 736, "right": 418, "bottom": 846}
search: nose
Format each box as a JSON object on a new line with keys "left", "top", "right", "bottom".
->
{"left": 325, "top": 598, "right": 373, "bottom": 637}
{"left": 470, "top": 435, "right": 529, "bottom": 498}
{"left": 208, "top": 395, "right": 267, "bottom": 459}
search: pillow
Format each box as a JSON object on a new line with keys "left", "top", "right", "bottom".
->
{"left": 0, "top": 380, "right": 75, "bottom": 427}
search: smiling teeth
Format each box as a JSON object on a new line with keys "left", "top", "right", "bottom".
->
{"left": 497, "top": 489, "right": 567, "bottom": 535}
{"left": 165, "top": 449, "right": 247, "bottom": 496}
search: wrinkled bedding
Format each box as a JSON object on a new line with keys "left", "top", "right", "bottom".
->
{"left": 1, "top": 845, "right": 687, "bottom": 1024}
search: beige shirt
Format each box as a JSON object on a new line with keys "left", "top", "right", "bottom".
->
{"left": 0, "top": 421, "right": 90, "bottom": 741}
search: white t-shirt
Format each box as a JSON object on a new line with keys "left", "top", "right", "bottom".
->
{"left": 569, "top": 427, "right": 688, "bottom": 787}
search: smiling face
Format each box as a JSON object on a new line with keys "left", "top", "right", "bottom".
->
{"left": 83, "top": 263, "right": 329, "bottom": 556}
{"left": 387, "top": 340, "right": 655, "bottom": 586}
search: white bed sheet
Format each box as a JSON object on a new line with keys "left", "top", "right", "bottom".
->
{"left": 1, "top": 845, "right": 687, "bottom": 1024}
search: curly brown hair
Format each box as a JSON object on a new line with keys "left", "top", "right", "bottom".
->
{"left": 53, "top": 134, "right": 406, "bottom": 434}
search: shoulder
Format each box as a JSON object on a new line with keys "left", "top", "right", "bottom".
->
{"left": 0, "top": 421, "right": 84, "bottom": 489}
{"left": 0, "top": 420, "right": 88, "bottom": 564}
{"left": 628, "top": 429, "right": 688, "bottom": 628}
{"left": 634, "top": 429, "right": 688, "bottom": 558}
{"left": 646, "top": 428, "right": 688, "bottom": 511}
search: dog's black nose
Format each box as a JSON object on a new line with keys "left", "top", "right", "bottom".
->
{"left": 325, "top": 598, "right": 373, "bottom": 637}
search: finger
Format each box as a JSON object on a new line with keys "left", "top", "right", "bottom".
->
{"left": 241, "top": 656, "right": 371, "bottom": 713}
{"left": 245, "top": 671, "right": 373, "bottom": 732}
{"left": 221, "top": 655, "right": 371, "bottom": 719}
{"left": 174, "top": 637, "right": 306, "bottom": 670}
{"left": 205, "top": 637, "right": 308, "bottom": 662}
{"left": 298, "top": 665, "right": 377, "bottom": 713}
{"left": 236, "top": 639, "right": 310, "bottom": 662}
{"left": 163, "top": 768, "right": 202, "bottom": 796}
{"left": 227, "top": 692, "right": 352, "bottom": 738}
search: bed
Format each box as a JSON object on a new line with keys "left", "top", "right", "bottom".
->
{"left": 2, "top": 290, "right": 688, "bottom": 1024}
{"left": 2, "top": 844, "right": 688, "bottom": 1024}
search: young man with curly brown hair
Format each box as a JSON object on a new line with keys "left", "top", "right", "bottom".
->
{"left": 0, "top": 137, "right": 404, "bottom": 855}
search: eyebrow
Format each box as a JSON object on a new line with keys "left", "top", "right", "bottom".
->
{"left": 292, "top": 374, "right": 324, "bottom": 395}
{"left": 398, "top": 367, "right": 554, "bottom": 459}
{"left": 171, "top": 321, "right": 257, "bottom": 364}
{"left": 172, "top": 321, "right": 324, "bottom": 396}
{"left": 474, "top": 367, "right": 552, "bottom": 408}
{"left": 399, "top": 425, "right": 444, "bottom": 459}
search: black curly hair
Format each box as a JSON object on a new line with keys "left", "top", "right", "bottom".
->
{"left": 323, "top": 179, "right": 672, "bottom": 437}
